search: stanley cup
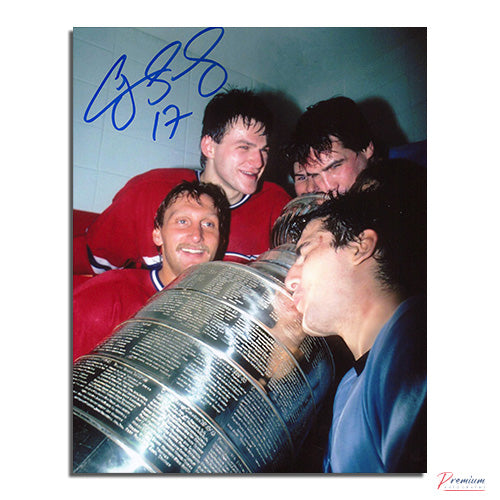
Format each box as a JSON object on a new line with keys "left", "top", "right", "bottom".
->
{"left": 73, "top": 194, "right": 330, "bottom": 473}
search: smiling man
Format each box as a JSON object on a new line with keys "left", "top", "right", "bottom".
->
{"left": 200, "top": 117, "right": 269, "bottom": 203}
{"left": 73, "top": 180, "right": 230, "bottom": 361}
{"left": 73, "top": 89, "right": 291, "bottom": 276}
{"left": 285, "top": 159, "right": 427, "bottom": 472}
{"left": 286, "top": 96, "right": 377, "bottom": 196}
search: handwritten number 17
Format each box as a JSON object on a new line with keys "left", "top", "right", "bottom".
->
{"left": 152, "top": 105, "right": 193, "bottom": 140}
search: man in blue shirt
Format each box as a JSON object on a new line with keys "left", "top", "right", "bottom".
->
{"left": 285, "top": 159, "right": 426, "bottom": 472}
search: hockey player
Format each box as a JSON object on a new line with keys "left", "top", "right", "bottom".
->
{"left": 73, "top": 180, "right": 230, "bottom": 361}
{"left": 285, "top": 159, "right": 426, "bottom": 472}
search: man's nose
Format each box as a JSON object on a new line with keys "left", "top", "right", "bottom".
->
{"left": 314, "top": 174, "right": 334, "bottom": 194}
{"left": 190, "top": 224, "right": 202, "bottom": 242}
{"left": 249, "top": 149, "right": 265, "bottom": 169}
{"left": 305, "top": 177, "right": 318, "bottom": 193}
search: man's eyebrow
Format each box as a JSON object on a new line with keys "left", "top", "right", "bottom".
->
{"left": 237, "top": 139, "right": 269, "bottom": 150}
{"left": 168, "top": 209, "right": 192, "bottom": 217}
{"left": 295, "top": 240, "right": 310, "bottom": 256}
{"left": 322, "top": 159, "right": 343, "bottom": 171}
{"left": 305, "top": 158, "right": 343, "bottom": 175}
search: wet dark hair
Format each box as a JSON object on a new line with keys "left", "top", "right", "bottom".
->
{"left": 154, "top": 180, "right": 231, "bottom": 260}
{"left": 200, "top": 88, "right": 273, "bottom": 168}
{"left": 285, "top": 96, "right": 376, "bottom": 170}
{"left": 302, "top": 158, "right": 426, "bottom": 296}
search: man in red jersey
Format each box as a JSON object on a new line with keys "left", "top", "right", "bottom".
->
{"left": 73, "top": 89, "right": 291, "bottom": 275}
{"left": 73, "top": 180, "right": 230, "bottom": 361}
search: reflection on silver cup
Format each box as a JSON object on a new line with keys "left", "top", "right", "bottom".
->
{"left": 73, "top": 196, "right": 334, "bottom": 473}
{"left": 270, "top": 194, "right": 326, "bottom": 248}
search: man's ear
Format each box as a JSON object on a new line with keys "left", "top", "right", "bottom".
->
{"left": 200, "top": 135, "right": 215, "bottom": 159}
{"left": 363, "top": 141, "right": 375, "bottom": 161}
{"left": 152, "top": 227, "right": 163, "bottom": 247}
{"left": 351, "top": 229, "right": 378, "bottom": 265}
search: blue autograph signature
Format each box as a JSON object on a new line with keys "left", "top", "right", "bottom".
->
{"left": 83, "top": 27, "right": 228, "bottom": 141}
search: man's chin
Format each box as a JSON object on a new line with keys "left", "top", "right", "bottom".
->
{"left": 237, "top": 174, "right": 261, "bottom": 194}
{"left": 302, "top": 316, "right": 328, "bottom": 338}
{"left": 178, "top": 253, "right": 211, "bottom": 270}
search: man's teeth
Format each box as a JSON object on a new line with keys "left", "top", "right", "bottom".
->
{"left": 182, "top": 248, "right": 204, "bottom": 254}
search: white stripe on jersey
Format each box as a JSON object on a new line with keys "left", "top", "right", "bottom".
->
{"left": 90, "top": 255, "right": 121, "bottom": 274}
{"left": 143, "top": 255, "right": 162, "bottom": 267}
{"left": 150, "top": 269, "right": 164, "bottom": 291}
{"left": 224, "top": 252, "right": 259, "bottom": 262}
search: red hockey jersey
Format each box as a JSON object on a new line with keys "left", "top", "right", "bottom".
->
{"left": 73, "top": 268, "right": 164, "bottom": 361}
